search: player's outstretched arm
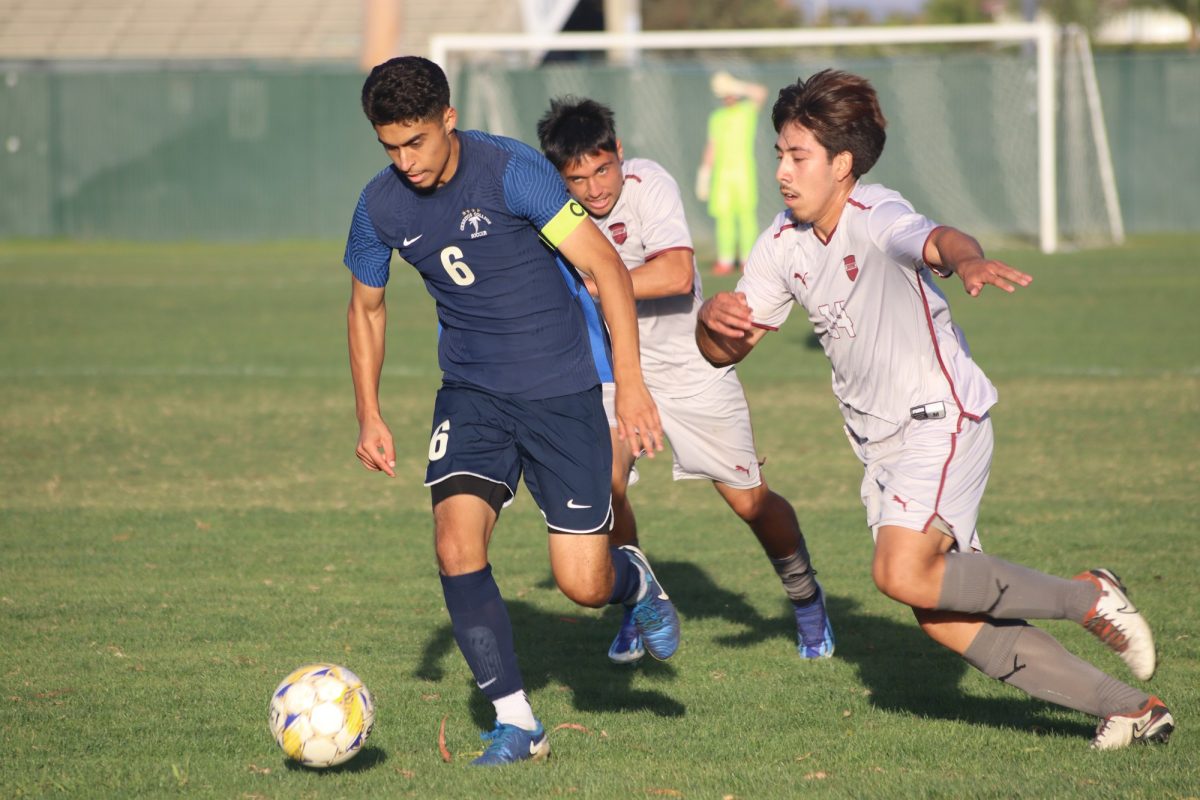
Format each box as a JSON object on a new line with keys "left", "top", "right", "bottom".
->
{"left": 696, "top": 291, "right": 767, "bottom": 367}
{"left": 347, "top": 276, "right": 396, "bottom": 477}
{"left": 924, "top": 226, "right": 1033, "bottom": 297}
{"left": 559, "top": 220, "right": 665, "bottom": 457}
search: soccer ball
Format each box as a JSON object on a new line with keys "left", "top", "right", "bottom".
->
{"left": 268, "top": 663, "right": 375, "bottom": 768}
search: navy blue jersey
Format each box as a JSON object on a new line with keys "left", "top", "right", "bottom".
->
{"left": 345, "top": 130, "right": 612, "bottom": 399}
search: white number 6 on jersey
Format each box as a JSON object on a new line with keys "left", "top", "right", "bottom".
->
{"left": 440, "top": 246, "right": 475, "bottom": 286}
{"left": 428, "top": 419, "right": 451, "bottom": 461}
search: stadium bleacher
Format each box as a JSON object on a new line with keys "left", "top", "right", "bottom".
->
{"left": 0, "top": 0, "right": 519, "bottom": 61}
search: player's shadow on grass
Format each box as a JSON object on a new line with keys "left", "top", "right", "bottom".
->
{"left": 415, "top": 599, "right": 687, "bottom": 732}
{"left": 824, "top": 593, "right": 1095, "bottom": 740}
{"left": 603, "top": 561, "right": 1094, "bottom": 740}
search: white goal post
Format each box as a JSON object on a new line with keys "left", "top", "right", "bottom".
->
{"left": 431, "top": 23, "right": 1122, "bottom": 254}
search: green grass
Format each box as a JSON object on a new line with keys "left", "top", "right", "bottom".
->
{"left": 1, "top": 236, "right": 1197, "bottom": 798}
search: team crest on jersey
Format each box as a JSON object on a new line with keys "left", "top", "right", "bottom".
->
{"left": 608, "top": 222, "right": 628, "bottom": 245}
{"left": 843, "top": 255, "right": 859, "bottom": 281}
{"left": 460, "top": 208, "right": 492, "bottom": 239}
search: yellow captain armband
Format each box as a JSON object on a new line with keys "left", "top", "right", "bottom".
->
{"left": 541, "top": 199, "right": 588, "bottom": 248}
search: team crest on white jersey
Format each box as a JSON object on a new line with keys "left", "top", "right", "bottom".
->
{"left": 460, "top": 208, "right": 492, "bottom": 239}
{"left": 608, "top": 221, "right": 628, "bottom": 245}
{"left": 843, "top": 255, "right": 859, "bottom": 282}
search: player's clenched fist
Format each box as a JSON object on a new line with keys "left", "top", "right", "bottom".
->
{"left": 698, "top": 291, "right": 754, "bottom": 338}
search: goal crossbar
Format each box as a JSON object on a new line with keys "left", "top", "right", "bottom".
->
{"left": 431, "top": 22, "right": 1060, "bottom": 253}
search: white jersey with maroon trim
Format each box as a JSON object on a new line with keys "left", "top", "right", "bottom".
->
{"left": 593, "top": 157, "right": 730, "bottom": 399}
{"left": 737, "top": 182, "right": 997, "bottom": 445}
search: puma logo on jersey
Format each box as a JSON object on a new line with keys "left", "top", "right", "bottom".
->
{"left": 793, "top": 271, "right": 810, "bottom": 288}
{"left": 733, "top": 464, "right": 752, "bottom": 476}
{"left": 892, "top": 494, "right": 910, "bottom": 511}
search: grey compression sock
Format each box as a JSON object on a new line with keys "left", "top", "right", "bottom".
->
{"left": 937, "top": 552, "right": 1098, "bottom": 621}
{"left": 770, "top": 548, "right": 817, "bottom": 604}
{"left": 963, "top": 620, "right": 1149, "bottom": 718}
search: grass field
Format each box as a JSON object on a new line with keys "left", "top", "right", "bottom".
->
{"left": 1, "top": 236, "right": 1198, "bottom": 798}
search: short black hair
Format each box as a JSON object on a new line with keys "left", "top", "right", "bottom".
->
{"left": 361, "top": 56, "right": 450, "bottom": 127}
{"left": 536, "top": 96, "right": 618, "bottom": 170}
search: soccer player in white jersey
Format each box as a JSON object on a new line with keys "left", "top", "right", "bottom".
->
{"left": 537, "top": 96, "right": 834, "bottom": 663}
{"left": 696, "top": 69, "right": 1173, "bottom": 750}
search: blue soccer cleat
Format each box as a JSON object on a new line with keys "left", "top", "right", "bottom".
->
{"left": 607, "top": 604, "right": 645, "bottom": 665}
{"left": 470, "top": 720, "right": 551, "bottom": 766}
{"left": 794, "top": 583, "right": 835, "bottom": 659}
{"left": 620, "top": 545, "right": 681, "bottom": 661}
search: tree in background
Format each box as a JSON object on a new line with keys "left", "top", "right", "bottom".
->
{"left": 638, "top": 0, "right": 1193, "bottom": 44}
{"left": 1136, "top": 0, "right": 1199, "bottom": 48}
{"left": 926, "top": 0, "right": 1196, "bottom": 43}
{"left": 642, "top": 0, "right": 803, "bottom": 30}
{"left": 924, "top": 0, "right": 995, "bottom": 23}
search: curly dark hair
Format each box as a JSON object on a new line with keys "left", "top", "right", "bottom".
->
{"left": 771, "top": 69, "right": 887, "bottom": 178}
{"left": 536, "top": 96, "right": 619, "bottom": 170}
{"left": 360, "top": 56, "right": 450, "bottom": 126}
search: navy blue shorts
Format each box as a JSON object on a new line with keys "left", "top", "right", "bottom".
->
{"left": 424, "top": 383, "right": 613, "bottom": 533}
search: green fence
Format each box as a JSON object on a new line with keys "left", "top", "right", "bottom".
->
{"left": 0, "top": 63, "right": 379, "bottom": 240}
{"left": 1, "top": 53, "right": 1196, "bottom": 243}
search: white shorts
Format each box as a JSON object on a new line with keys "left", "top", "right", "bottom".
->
{"left": 849, "top": 412, "right": 993, "bottom": 552}
{"left": 602, "top": 369, "right": 761, "bottom": 489}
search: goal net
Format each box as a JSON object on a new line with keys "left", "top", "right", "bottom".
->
{"left": 432, "top": 23, "right": 1123, "bottom": 254}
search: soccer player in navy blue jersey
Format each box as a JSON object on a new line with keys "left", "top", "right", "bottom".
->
{"left": 343, "top": 56, "right": 682, "bottom": 766}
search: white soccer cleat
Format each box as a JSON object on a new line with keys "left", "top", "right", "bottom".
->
{"left": 1075, "top": 568, "right": 1156, "bottom": 681}
{"left": 1090, "top": 696, "right": 1174, "bottom": 751}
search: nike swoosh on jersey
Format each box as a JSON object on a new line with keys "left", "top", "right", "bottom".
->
{"left": 402, "top": 234, "right": 423, "bottom": 246}
{"left": 566, "top": 499, "right": 591, "bottom": 509}
{"left": 476, "top": 677, "right": 497, "bottom": 690}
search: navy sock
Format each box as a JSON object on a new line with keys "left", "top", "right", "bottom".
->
{"left": 607, "top": 547, "right": 642, "bottom": 605}
{"left": 440, "top": 565, "right": 523, "bottom": 702}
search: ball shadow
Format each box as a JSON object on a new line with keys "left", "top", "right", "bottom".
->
{"left": 280, "top": 744, "right": 388, "bottom": 773}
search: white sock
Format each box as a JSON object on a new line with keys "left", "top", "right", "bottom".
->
{"left": 493, "top": 690, "right": 538, "bottom": 731}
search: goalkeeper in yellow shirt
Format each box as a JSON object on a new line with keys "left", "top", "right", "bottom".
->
{"left": 696, "top": 71, "right": 768, "bottom": 276}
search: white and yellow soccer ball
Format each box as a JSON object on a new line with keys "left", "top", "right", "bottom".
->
{"left": 268, "top": 663, "right": 375, "bottom": 768}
